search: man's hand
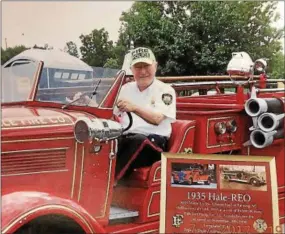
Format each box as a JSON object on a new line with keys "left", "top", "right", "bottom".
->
{"left": 116, "top": 99, "right": 165, "bottom": 125}
{"left": 117, "top": 99, "right": 137, "bottom": 112}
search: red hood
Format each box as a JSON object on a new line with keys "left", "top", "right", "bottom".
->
{"left": 1, "top": 106, "right": 96, "bottom": 139}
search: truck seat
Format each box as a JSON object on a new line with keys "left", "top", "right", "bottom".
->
{"left": 124, "top": 120, "right": 196, "bottom": 187}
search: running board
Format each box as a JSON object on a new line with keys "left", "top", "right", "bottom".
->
{"left": 109, "top": 206, "right": 139, "bottom": 221}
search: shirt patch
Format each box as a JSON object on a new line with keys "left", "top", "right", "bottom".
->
{"left": 162, "top": 93, "right": 173, "bottom": 105}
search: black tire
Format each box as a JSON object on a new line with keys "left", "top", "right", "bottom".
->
{"left": 204, "top": 179, "right": 211, "bottom": 185}
{"left": 237, "top": 172, "right": 242, "bottom": 179}
{"left": 250, "top": 178, "right": 260, "bottom": 186}
{"left": 224, "top": 175, "right": 230, "bottom": 181}
{"left": 14, "top": 215, "right": 85, "bottom": 234}
{"left": 188, "top": 178, "right": 193, "bottom": 185}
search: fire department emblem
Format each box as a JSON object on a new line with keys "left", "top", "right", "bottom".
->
{"left": 172, "top": 214, "right": 184, "bottom": 228}
{"left": 162, "top": 93, "right": 173, "bottom": 105}
{"left": 253, "top": 219, "right": 267, "bottom": 233}
{"left": 183, "top": 147, "right": 193, "bottom": 154}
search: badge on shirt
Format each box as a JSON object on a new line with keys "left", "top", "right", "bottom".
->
{"left": 162, "top": 93, "right": 173, "bottom": 105}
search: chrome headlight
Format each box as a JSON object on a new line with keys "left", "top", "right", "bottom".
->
{"left": 214, "top": 122, "right": 226, "bottom": 135}
{"left": 226, "top": 119, "right": 237, "bottom": 133}
{"left": 74, "top": 117, "right": 123, "bottom": 143}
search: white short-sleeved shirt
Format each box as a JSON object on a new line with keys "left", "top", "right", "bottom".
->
{"left": 114, "top": 79, "right": 176, "bottom": 138}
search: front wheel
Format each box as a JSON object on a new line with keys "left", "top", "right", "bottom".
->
{"left": 204, "top": 179, "right": 211, "bottom": 185}
{"left": 188, "top": 178, "right": 193, "bottom": 185}
{"left": 13, "top": 215, "right": 86, "bottom": 234}
{"left": 224, "top": 175, "right": 230, "bottom": 181}
{"left": 250, "top": 178, "right": 260, "bottom": 186}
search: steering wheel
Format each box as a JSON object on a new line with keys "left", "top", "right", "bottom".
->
{"left": 123, "top": 112, "right": 133, "bottom": 132}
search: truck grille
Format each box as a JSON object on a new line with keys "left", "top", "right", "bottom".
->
{"left": 1, "top": 148, "right": 67, "bottom": 175}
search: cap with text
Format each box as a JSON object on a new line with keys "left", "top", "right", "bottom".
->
{"left": 130, "top": 47, "right": 156, "bottom": 66}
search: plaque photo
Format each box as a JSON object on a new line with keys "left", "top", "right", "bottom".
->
{"left": 160, "top": 153, "right": 280, "bottom": 233}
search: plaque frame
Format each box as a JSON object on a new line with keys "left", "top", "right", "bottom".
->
{"left": 160, "top": 153, "right": 279, "bottom": 233}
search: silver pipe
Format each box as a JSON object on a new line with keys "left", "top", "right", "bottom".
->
{"left": 257, "top": 113, "right": 285, "bottom": 132}
{"left": 245, "top": 98, "right": 284, "bottom": 117}
{"left": 257, "top": 88, "right": 285, "bottom": 93}
{"left": 250, "top": 129, "right": 284, "bottom": 149}
{"left": 266, "top": 79, "right": 285, "bottom": 82}
{"left": 171, "top": 81, "right": 255, "bottom": 87}
{"left": 245, "top": 98, "right": 268, "bottom": 117}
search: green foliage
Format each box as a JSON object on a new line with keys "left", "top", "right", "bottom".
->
{"left": 119, "top": 1, "right": 283, "bottom": 75}
{"left": 65, "top": 41, "right": 79, "bottom": 58}
{"left": 104, "top": 58, "right": 119, "bottom": 69}
{"left": 268, "top": 51, "right": 285, "bottom": 79}
{"left": 1, "top": 45, "right": 27, "bottom": 65}
{"left": 79, "top": 28, "right": 114, "bottom": 67}
{"left": 112, "top": 43, "right": 129, "bottom": 68}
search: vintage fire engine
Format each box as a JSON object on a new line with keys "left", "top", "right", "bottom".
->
{"left": 172, "top": 164, "right": 212, "bottom": 185}
{"left": 1, "top": 51, "right": 284, "bottom": 233}
{"left": 222, "top": 170, "right": 266, "bottom": 186}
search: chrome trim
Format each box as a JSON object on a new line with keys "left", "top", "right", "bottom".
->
{"left": 2, "top": 137, "right": 74, "bottom": 143}
{"left": 2, "top": 123, "right": 73, "bottom": 130}
{"left": 78, "top": 147, "right": 85, "bottom": 201}
{"left": 98, "top": 71, "right": 125, "bottom": 110}
{"left": 71, "top": 143, "right": 78, "bottom": 198}
{"left": 1, "top": 169, "right": 68, "bottom": 177}
{"left": 258, "top": 88, "right": 285, "bottom": 93}
{"left": 2, "top": 147, "right": 69, "bottom": 154}
{"left": 28, "top": 61, "right": 44, "bottom": 101}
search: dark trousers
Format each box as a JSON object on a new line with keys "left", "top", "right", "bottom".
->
{"left": 115, "top": 133, "right": 168, "bottom": 179}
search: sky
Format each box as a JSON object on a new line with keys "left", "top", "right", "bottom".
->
{"left": 2, "top": 1, "right": 284, "bottom": 51}
{"left": 2, "top": 1, "right": 134, "bottom": 50}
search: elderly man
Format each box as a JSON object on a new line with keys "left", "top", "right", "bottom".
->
{"left": 114, "top": 47, "right": 176, "bottom": 181}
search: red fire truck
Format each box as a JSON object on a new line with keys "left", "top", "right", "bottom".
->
{"left": 172, "top": 164, "right": 212, "bottom": 185}
{"left": 1, "top": 51, "right": 284, "bottom": 233}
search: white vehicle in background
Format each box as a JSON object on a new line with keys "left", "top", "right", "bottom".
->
{"left": 3, "top": 49, "right": 94, "bottom": 87}
{"left": 2, "top": 49, "right": 118, "bottom": 104}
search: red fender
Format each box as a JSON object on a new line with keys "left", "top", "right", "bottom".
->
{"left": 2, "top": 191, "right": 106, "bottom": 233}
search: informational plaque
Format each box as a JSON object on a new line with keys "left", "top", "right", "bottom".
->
{"left": 160, "top": 153, "right": 281, "bottom": 233}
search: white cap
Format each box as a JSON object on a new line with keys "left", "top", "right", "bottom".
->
{"left": 130, "top": 47, "right": 156, "bottom": 66}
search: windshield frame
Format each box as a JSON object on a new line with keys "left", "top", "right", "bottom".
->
{"left": 33, "top": 64, "right": 120, "bottom": 108}
{"left": 1, "top": 59, "right": 43, "bottom": 104}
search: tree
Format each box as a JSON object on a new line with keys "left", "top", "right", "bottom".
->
{"left": 269, "top": 51, "right": 285, "bottom": 79}
{"left": 79, "top": 28, "right": 114, "bottom": 67}
{"left": 119, "top": 1, "right": 283, "bottom": 76}
{"left": 64, "top": 41, "right": 79, "bottom": 57}
{"left": 104, "top": 58, "right": 119, "bottom": 69}
{"left": 1, "top": 45, "right": 27, "bottom": 65}
{"left": 111, "top": 42, "right": 129, "bottom": 68}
